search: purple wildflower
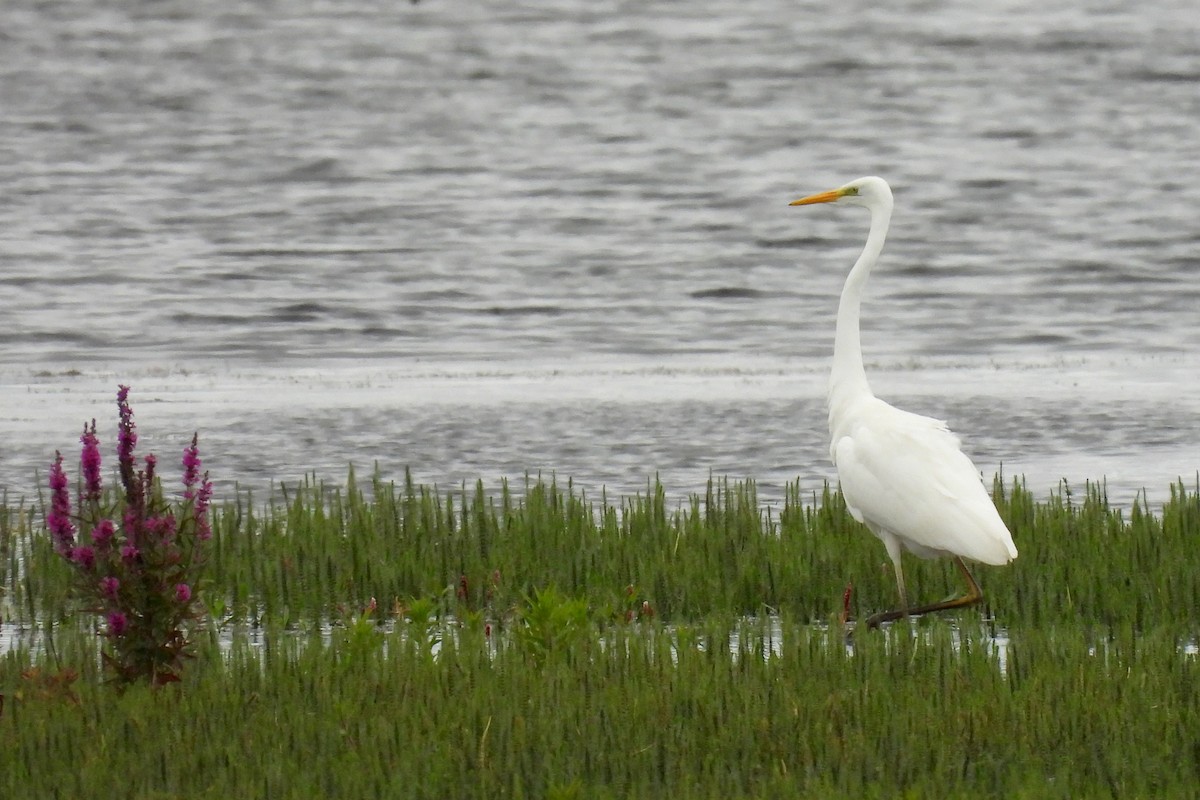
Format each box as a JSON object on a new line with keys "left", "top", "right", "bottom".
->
{"left": 116, "top": 385, "right": 147, "bottom": 516}
{"left": 181, "top": 433, "right": 213, "bottom": 538}
{"left": 51, "top": 384, "right": 214, "bottom": 686}
{"left": 90, "top": 519, "right": 116, "bottom": 547}
{"left": 182, "top": 434, "right": 201, "bottom": 500}
{"left": 123, "top": 508, "right": 143, "bottom": 544}
{"left": 147, "top": 514, "right": 177, "bottom": 540}
{"left": 47, "top": 451, "right": 77, "bottom": 554}
{"left": 70, "top": 545, "right": 96, "bottom": 570}
{"left": 80, "top": 420, "right": 103, "bottom": 502}
{"left": 141, "top": 453, "right": 157, "bottom": 507}
{"left": 116, "top": 385, "right": 137, "bottom": 487}
{"left": 194, "top": 473, "right": 213, "bottom": 540}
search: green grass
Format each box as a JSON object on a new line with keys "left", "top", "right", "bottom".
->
{"left": 3, "top": 471, "right": 1200, "bottom": 798}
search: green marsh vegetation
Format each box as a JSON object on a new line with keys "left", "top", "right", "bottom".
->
{"left": 3, "top": 467, "right": 1200, "bottom": 797}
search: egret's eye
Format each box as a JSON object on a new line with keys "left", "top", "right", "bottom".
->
{"left": 843, "top": 186, "right": 859, "bottom": 196}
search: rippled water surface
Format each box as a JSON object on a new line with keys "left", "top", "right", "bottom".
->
{"left": 2, "top": 0, "right": 1198, "bottom": 505}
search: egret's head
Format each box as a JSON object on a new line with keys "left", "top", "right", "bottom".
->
{"left": 790, "top": 176, "right": 892, "bottom": 210}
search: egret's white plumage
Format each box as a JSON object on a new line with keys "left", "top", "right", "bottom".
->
{"left": 791, "top": 176, "right": 1017, "bottom": 626}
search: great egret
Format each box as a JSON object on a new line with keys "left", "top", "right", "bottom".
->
{"left": 790, "top": 176, "right": 1018, "bottom": 628}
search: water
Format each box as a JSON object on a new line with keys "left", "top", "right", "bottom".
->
{"left": 0, "top": 612, "right": 1016, "bottom": 676}
{"left": 2, "top": 0, "right": 1198, "bottom": 507}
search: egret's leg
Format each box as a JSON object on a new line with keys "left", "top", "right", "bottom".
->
{"left": 889, "top": 544, "right": 908, "bottom": 610}
{"left": 866, "top": 556, "right": 984, "bottom": 629}
{"left": 862, "top": 534, "right": 909, "bottom": 628}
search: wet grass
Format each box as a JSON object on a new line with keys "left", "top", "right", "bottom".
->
{"left": 3, "top": 472, "right": 1200, "bottom": 797}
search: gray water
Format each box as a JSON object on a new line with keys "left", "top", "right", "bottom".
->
{"left": 2, "top": 0, "right": 1199, "bottom": 508}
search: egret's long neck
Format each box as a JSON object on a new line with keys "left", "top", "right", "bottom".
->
{"left": 829, "top": 198, "right": 892, "bottom": 426}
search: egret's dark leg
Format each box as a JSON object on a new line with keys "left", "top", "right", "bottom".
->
{"left": 865, "top": 556, "right": 984, "bottom": 629}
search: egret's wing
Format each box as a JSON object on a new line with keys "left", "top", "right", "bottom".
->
{"left": 832, "top": 399, "right": 1017, "bottom": 565}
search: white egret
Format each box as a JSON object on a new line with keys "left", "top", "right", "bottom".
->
{"left": 790, "top": 177, "right": 1018, "bottom": 628}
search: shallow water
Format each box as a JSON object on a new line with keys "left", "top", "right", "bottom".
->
{"left": 0, "top": 611, "right": 1012, "bottom": 674}
{"left": 1, "top": 1, "right": 1198, "bottom": 506}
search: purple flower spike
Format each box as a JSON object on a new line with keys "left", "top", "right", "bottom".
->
{"left": 123, "top": 508, "right": 142, "bottom": 541}
{"left": 182, "top": 434, "right": 201, "bottom": 499}
{"left": 107, "top": 611, "right": 129, "bottom": 637}
{"left": 90, "top": 519, "right": 116, "bottom": 547}
{"left": 174, "top": 583, "right": 192, "bottom": 603}
{"left": 120, "top": 544, "right": 140, "bottom": 564}
{"left": 71, "top": 545, "right": 96, "bottom": 570}
{"left": 147, "top": 515, "right": 177, "bottom": 540}
{"left": 116, "top": 385, "right": 138, "bottom": 499}
{"left": 47, "top": 451, "right": 77, "bottom": 554}
{"left": 194, "top": 474, "right": 213, "bottom": 540}
{"left": 141, "top": 453, "right": 158, "bottom": 504}
{"left": 100, "top": 576, "right": 120, "bottom": 598}
{"left": 80, "top": 420, "right": 103, "bottom": 502}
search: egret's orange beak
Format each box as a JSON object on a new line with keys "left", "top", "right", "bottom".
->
{"left": 789, "top": 189, "right": 843, "bottom": 206}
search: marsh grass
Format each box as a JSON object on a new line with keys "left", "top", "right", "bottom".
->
{"left": 3, "top": 615, "right": 1198, "bottom": 798}
{"left": 3, "top": 472, "right": 1200, "bottom": 798}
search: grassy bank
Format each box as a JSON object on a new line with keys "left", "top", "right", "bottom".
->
{"left": 2, "top": 473, "right": 1200, "bottom": 797}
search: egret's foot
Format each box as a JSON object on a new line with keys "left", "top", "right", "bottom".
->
{"left": 864, "top": 608, "right": 909, "bottom": 629}
{"left": 865, "top": 556, "right": 987, "bottom": 630}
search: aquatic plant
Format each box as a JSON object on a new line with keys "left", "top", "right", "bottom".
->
{"left": 4, "top": 470, "right": 1200, "bottom": 797}
{"left": 513, "top": 586, "right": 590, "bottom": 664}
{"left": 47, "top": 386, "right": 212, "bottom": 685}
{"left": 3, "top": 616, "right": 1199, "bottom": 799}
